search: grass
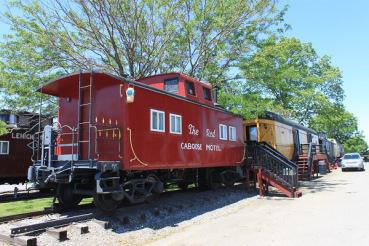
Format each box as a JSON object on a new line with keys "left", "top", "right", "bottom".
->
{"left": 0, "top": 197, "right": 93, "bottom": 217}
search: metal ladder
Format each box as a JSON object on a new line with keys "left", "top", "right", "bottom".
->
{"left": 77, "top": 71, "right": 94, "bottom": 161}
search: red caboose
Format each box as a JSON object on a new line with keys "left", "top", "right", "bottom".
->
{"left": 28, "top": 72, "right": 245, "bottom": 211}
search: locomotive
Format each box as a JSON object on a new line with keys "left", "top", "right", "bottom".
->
{"left": 28, "top": 72, "right": 245, "bottom": 211}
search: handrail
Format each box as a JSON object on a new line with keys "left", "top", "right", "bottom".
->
{"left": 245, "top": 141, "right": 299, "bottom": 189}
{"left": 257, "top": 142, "right": 297, "bottom": 169}
{"left": 31, "top": 124, "right": 122, "bottom": 165}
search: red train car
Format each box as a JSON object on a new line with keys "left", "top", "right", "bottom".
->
{"left": 28, "top": 72, "right": 245, "bottom": 211}
{"left": 0, "top": 129, "right": 33, "bottom": 184}
{"left": 0, "top": 112, "right": 49, "bottom": 184}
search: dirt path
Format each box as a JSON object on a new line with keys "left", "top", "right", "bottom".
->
{"left": 147, "top": 164, "right": 369, "bottom": 246}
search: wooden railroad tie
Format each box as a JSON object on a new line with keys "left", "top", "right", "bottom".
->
{"left": 46, "top": 228, "right": 68, "bottom": 241}
{"left": 72, "top": 224, "right": 89, "bottom": 234}
{"left": 93, "top": 219, "right": 112, "bottom": 229}
{"left": 0, "top": 233, "right": 37, "bottom": 246}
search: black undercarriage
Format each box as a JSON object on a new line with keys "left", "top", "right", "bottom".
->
{"left": 29, "top": 160, "right": 243, "bottom": 212}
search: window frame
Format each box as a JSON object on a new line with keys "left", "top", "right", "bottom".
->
{"left": 246, "top": 125, "right": 258, "bottom": 142}
{"left": 219, "top": 124, "right": 228, "bottom": 140}
{"left": 150, "top": 109, "right": 165, "bottom": 133}
{"left": 229, "top": 126, "right": 236, "bottom": 141}
{"left": 169, "top": 113, "right": 182, "bottom": 135}
{"left": 185, "top": 80, "right": 196, "bottom": 96}
{"left": 164, "top": 77, "right": 179, "bottom": 94}
{"left": 203, "top": 87, "right": 212, "bottom": 101}
{"left": 0, "top": 141, "right": 9, "bottom": 155}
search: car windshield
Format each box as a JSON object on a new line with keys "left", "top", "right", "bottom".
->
{"left": 343, "top": 154, "right": 361, "bottom": 160}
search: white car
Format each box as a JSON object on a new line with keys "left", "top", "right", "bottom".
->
{"left": 341, "top": 153, "right": 365, "bottom": 171}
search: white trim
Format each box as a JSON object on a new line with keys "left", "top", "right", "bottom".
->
{"left": 219, "top": 124, "right": 227, "bottom": 140}
{"left": 150, "top": 109, "right": 165, "bottom": 132}
{"left": 229, "top": 126, "right": 236, "bottom": 141}
{"left": 58, "top": 143, "right": 78, "bottom": 147}
{"left": 0, "top": 141, "right": 9, "bottom": 155}
{"left": 169, "top": 113, "right": 182, "bottom": 134}
{"left": 57, "top": 154, "right": 78, "bottom": 161}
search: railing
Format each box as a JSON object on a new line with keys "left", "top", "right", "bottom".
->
{"left": 245, "top": 141, "right": 299, "bottom": 190}
{"left": 31, "top": 124, "right": 122, "bottom": 167}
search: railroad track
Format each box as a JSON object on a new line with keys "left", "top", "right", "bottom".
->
{"left": 0, "top": 213, "right": 108, "bottom": 246}
{"left": 0, "top": 185, "right": 252, "bottom": 246}
{"left": 0, "top": 203, "right": 96, "bottom": 224}
{"left": 0, "top": 189, "right": 53, "bottom": 203}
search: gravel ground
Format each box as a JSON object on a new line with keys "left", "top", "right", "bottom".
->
{"left": 1, "top": 164, "right": 368, "bottom": 246}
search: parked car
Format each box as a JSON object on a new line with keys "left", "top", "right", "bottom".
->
{"left": 341, "top": 153, "right": 365, "bottom": 171}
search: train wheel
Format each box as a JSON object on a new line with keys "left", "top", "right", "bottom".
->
{"left": 93, "top": 194, "right": 120, "bottom": 213}
{"left": 56, "top": 183, "right": 83, "bottom": 210}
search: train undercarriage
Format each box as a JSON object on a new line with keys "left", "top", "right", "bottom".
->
{"left": 29, "top": 160, "right": 243, "bottom": 212}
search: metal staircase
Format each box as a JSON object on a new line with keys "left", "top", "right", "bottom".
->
{"left": 245, "top": 142, "right": 301, "bottom": 198}
{"left": 297, "top": 143, "right": 316, "bottom": 181}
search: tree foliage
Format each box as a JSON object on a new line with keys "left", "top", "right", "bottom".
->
{"left": 309, "top": 105, "right": 358, "bottom": 143}
{"left": 0, "top": 120, "right": 7, "bottom": 136}
{"left": 0, "top": 0, "right": 366, "bottom": 150}
{"left": 0, "top": 0, "right": 285, "bottom": 113}
{"left": 239, "top": 36, "right": 344, "bottom": 123}
{"left": 343, "top": 133, "right": 368, "bottom": 154}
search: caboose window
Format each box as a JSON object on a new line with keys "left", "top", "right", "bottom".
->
{"left": 203, "top": 87, "right": 212, "bottom": 101}
{"left": 0, "top": 141, "right": 9, "bottom": 155}
{"left": 219, "top": 124, "right": 227, "bottom": 140}
{"left": 170, "top": 114, "right": 182, "bottom": 134}
{"left": 229, "top": 126, "right": 236, "bottom": 141}
{"left": 150, "top": 109, "right": 165, "bottom": 132}
{"left": 164, "top": 78, "right": 179, "bottom": 94}
{"left": 185, "top": 81, "right": 196, "bottom": 96}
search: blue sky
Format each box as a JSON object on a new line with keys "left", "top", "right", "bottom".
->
{"left": 0, "top": 1, "right": 368, "bottom": 143}
{"left": 282, "top": 0, "right": 369, "bottom": 143}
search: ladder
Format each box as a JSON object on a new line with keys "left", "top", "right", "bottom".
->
{"left": 77, "top": 71, "right": 94, "bottom": 161}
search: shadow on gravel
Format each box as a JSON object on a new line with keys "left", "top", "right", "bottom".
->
{"left": 91, "top": 185, "right": 257, "bottom": 234}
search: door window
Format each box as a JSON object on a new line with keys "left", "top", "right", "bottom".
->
{"left": 247, "top": 126, "right": 258, "bottom": 141}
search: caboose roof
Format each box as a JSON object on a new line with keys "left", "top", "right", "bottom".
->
{"left": 39, "top": 71, "right": 242, "bottom": 118}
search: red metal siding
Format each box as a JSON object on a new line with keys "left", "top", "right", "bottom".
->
{"left": 44, "top": 72, "right": 244, "bottom": 171}
{"left": 122, "top": 82, "right": 244, "bottom": 170}
{"left": 0, "top": 130, "right": 33, "bottom": 180}
{"left": 137, "top": 73, "right": 214, "bottom": 106}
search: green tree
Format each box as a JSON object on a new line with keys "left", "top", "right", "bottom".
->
{"left": 0, "top": 120, "right": 7, "bottom": 136}
{"left": 0, "top": 0, "right": 285, "bottom": 112}
{"left": 309, "top": 105, "right": 358, "bottom": 143}
{"left": 343, "top": 133, "right": 368, "bottom": 154}
{"left": 239, "top": 36, "right": 344, "bottom": 123}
